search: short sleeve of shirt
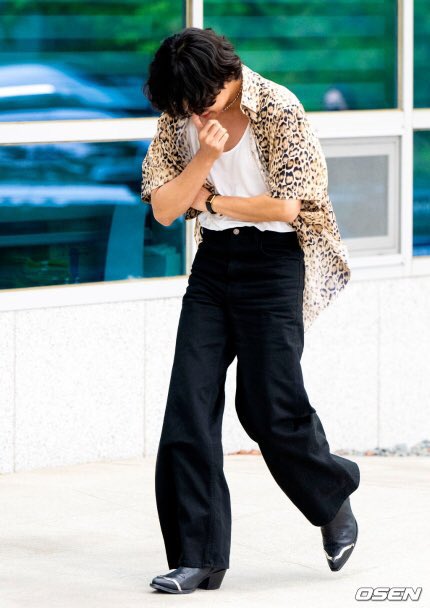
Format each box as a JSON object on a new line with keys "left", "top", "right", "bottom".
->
{"left": 140, "top": 114, "right": 182, "bottom": 205}
{"left": 268, "top": 102, "right": 328, "bottom": 208}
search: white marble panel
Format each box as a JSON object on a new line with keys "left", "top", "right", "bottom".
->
{"left": 379, "top": 276, "right": 430, "bottom": 448}
{"left": 0, "top": 312, "right": 16, "bottom": 473}
{"left": 14, "top": 302, "right": 146, "bottom": 471}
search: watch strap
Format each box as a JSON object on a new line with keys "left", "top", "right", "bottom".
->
{"left": 205, "top": 193, "right": 218, "bottom": 214}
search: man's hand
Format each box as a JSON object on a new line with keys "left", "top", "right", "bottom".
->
{"left": 190, "top": 186, "right": 212, "bottom": 211}
{"left": 191, "top": 115, "right": 229, "bottom": 162}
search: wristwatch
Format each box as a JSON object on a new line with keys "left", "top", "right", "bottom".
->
{"left": 205, "top": 193, "right": 220, "bottom": 215}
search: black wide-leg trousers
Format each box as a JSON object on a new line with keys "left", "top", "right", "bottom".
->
{"left": 154, "top": 225, "right": 360, "bottom": 570}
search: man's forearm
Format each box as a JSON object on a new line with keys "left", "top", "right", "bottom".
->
{"left": 152, "top": 150, "right": 214, "bottom": 225}
{"left": 211, "top": 194, "right": 300, "bottom": 223}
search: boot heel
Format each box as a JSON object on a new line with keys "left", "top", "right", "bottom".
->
{"left": 197, "top": 568, "right": 227, "bottom": 590}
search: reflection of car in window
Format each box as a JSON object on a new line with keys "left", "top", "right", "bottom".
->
{"left": 0, "top": 63, "right": 153, "bottom": 121}
{"left": 0, "top": 138, "right": 185, "bottom": 289}
{"left": 0, "top": 63, "right": 183, "bottom": 288}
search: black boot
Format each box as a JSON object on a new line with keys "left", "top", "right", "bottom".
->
{"left": 150, "top": 566, "right": 227, "bottom": 594}
{"left": 320, "top": 496, "right": 358, "bottom": 571}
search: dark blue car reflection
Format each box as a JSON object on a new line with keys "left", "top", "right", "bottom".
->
{"left": 0, "top": 66, "right": 186, "bottom": 288}
{"left": 0, "top": 63, "right": 154, "bottom": 121}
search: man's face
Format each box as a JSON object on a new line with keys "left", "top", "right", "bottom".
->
{"left": 197, "top": 84, "right": 232, "bottom": 119}
{"left": 183, "top": 80, "right": 237, "bottom": 120}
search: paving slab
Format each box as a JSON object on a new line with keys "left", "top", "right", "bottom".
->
{"left": 0, "top": 455, "right": 428, "bottom": 608}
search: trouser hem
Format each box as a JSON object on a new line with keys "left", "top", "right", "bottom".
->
{"left": 311, "top": 477, "right": 360, "bottom": 527}
{"left": 175, "top": 561, "right": 229, "bottom": 569}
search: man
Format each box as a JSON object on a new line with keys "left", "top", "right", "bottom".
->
{"left": 141, "top": 27, "right": 359, "bottom": 594}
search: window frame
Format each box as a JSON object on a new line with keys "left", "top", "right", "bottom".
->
{"left": 322, "top": 135, "right": 400, "bottom": 256}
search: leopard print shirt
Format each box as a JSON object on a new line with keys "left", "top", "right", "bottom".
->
{"left": 141, "top": 63, "right": 351, "bottom": 333}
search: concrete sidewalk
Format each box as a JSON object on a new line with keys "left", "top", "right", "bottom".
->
{"left": 0, "top": 455, "right": 428, "bottom": 608}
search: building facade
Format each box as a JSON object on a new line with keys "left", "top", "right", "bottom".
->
{"left": 1, "top": 1, "right": 429, "bottom": 472}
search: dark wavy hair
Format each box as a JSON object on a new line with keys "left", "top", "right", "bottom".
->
{"left": 142, "top": 27, "right": 242, "bottom": 119}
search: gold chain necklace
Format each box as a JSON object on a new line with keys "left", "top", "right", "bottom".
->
{"left": 220, "top": 79, "right": 243, "bottom": 114}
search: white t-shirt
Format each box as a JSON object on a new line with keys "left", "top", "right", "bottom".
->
{"left": 186, "top": 118, "right": 295, "bottom": 232}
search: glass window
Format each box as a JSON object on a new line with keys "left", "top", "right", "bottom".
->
{"left": 413, "top": 131, "right": 430, "bottom": 256}
{"left": 0, "top": 1, "right": 184, "bottom": 122}
{"left": 0, "top": 140, "right": 186, "bottom": 289}
{"left": 323, "top": 137, "right": 400, "bottom": 256}
{"left": 204, "top": 0, "right": 398, "bottom": 111}
{"left": 414, "top": 0, "right": 430, "bottom": 108}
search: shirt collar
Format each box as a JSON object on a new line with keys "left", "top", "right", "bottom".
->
{"left": 239, "top": 63, "right": 260, "bottom": 121}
